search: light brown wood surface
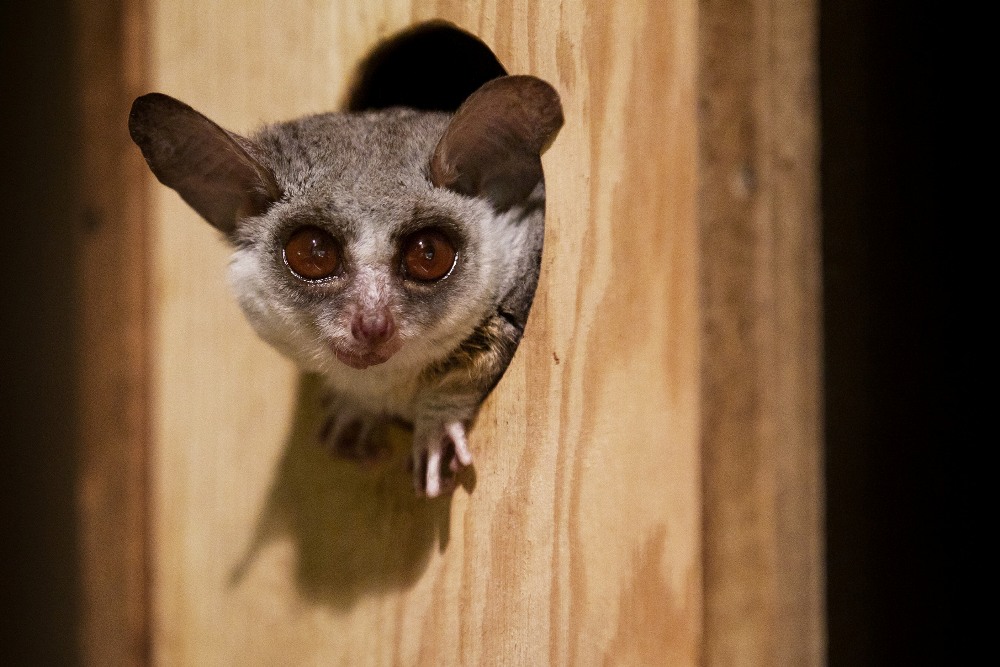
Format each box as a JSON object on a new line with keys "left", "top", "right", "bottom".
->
{"left": 699, "top": 0, "right": 824, "bottom": 664}
{"left": 146, "top": 1, "right": 701, "bottom": 665}
{"left": 77, "top": 0, "right": 824, "bottom": 664}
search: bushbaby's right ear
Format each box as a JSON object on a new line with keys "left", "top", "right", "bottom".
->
{"left": 128, "top": 93, "right": 280, "bottom": 235}
{"left": 430, "top": 75, "right": 563, "bottom": 211}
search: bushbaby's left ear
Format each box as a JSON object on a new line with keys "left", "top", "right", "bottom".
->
{"left": 430, "top": 75, "right": 563, "bottom": 211}
{"left": 128, "top": 93, "right": 280, "bottom": 237}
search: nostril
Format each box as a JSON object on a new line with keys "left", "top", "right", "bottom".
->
{"left": 374, "top": 311, "right": 395, "bottom": 341}
{"left": 352, "top": 310, "right": 396, "bottom": 345}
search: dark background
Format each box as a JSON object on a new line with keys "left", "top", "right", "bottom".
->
{"left": 2, "top": 0, "right": 941, "bottom": 663}
{"left": 821, "top": 0, "right": 948, "bottom": 663}
{"left": 1, "top": 0, "right": 82, "bottom": 664}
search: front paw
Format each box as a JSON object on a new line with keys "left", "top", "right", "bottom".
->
{"left": 412, "top": 420, "right": 473, "bottom": 498}
{"left": 318, "top": 403, "right": 388, "bottom": 466}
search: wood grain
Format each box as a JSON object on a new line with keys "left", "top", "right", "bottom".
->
{"left": 699, "top": 0, "right": 824, "bottom": 664}
{"left": 75, "top": 0, "right": 151, "bottom": 663}
{"left": 74, "top": 0, "right": 826, "bottom": 663}
{"left": 144, "top": 0, "right": 700, "bottom": 664}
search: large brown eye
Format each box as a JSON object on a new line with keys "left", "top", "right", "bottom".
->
{"left": 283, "top": 226, "right": 340, "bottom": 281}
{"left": 402, "top": 229, "right": 457, "bottom": 282}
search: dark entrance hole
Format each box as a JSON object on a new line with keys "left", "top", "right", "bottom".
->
{"left": 346, "top": 21, "right": 507, "bottom": 113}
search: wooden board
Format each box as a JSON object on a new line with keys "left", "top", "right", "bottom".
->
{"left": 699, "top": 0, "right": 824, "bottom": 663}
{"left": 145, "top": 1, "right": 701, "bottom": 664}
{"left": 78, "top": 0, "right": 823, "bottom": 663}
{"left": 75, "top": 1, "right": 151, "bottom": 664}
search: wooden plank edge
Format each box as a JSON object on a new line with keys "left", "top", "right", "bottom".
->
{"left": 74, "top": 0, "right": 152, "bottom": 663}
{"left": 697, "top": 0, "right": 825, "bottom": 663}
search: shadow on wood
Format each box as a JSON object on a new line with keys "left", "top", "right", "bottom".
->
{"left": 230, "top": 374, "right": 473, "bottom": 609}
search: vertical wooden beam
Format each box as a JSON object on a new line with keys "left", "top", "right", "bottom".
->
{"left": 699, "top": 0, "right": 824, "bottom": 664}
{"left": 75, "top": 0, "right": 151, "bottom": 663}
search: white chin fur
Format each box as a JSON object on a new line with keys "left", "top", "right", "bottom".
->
{"left": 226, "top": 247, "right": 485, "bottom": 416}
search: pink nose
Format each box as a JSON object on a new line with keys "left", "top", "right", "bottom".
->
{"left": 351, "top": 309, "right": 396, "bottom": 346}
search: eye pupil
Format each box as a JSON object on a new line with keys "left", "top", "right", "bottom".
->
{"left": 284, "top": 226, "right": 340, "bottom": 280}
{"left": 403, "top": 229, "right": 456, "bottom": 282}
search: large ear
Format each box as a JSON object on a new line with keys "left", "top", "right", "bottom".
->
{"left": 430, "top": 75, "right": 563, "bottom": 210}
{"left": 128, "top": 93, "right": 280, "bottom": 235}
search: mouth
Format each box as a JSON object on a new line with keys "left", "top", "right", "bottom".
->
{"left": 332, "top": 341, "right": 401, "bottom": 370}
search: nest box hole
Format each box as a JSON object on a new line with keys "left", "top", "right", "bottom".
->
{"left": 347, "top": 21, "right": 507, "bottom": 113}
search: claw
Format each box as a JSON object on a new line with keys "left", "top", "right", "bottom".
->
{"left": 425, "top": 445, "right": 443, "bottom": 498}
{"left": 414, "top": 420, "right": 472, "bottom": 498}
{"left": 446, "top": 421, "right": 473, "bottom": 467}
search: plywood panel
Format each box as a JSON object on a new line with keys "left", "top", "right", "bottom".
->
{"left": 146, "top": 0, "right": 700, "bottom": 664}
